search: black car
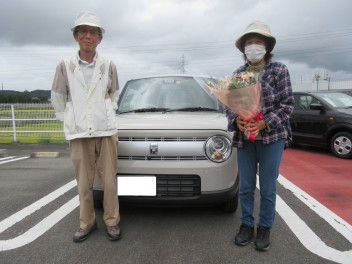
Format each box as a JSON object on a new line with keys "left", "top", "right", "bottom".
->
{"left": 290, "top": 91, "right": 352, "bottom": 159}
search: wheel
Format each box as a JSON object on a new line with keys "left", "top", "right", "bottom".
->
{"left": 330, "top": 132, "right": 352, "bottom": 159}
{"left": 221, "top": 191, "right": 239, "bottom": 213}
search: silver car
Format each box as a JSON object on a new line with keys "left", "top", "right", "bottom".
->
{"left": 93, "top": 75, "right": 239, "bottom": 212}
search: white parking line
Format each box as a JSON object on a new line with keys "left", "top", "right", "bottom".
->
{"left": 0, "top": 156, "right": 30, "bottom": 164}
{"left": 0, "top": 196, "right": 79, "bottom": 251}
{"left": 0, "top": 180, "right": 77, "bottom": 233}
{"left": 0, "top": 174, "right": 351, "bottom": 263}
{"left": 0, "top": 156, "right": 16, "bottom": 161}
{"left": 277, "top": 174, "right": 352, "bottom": 264}
{"left": 0, "top": 180, "right": 78, "bottom": 251}
{"left": 278, "top": 175, "right": 352, "bottom": 242}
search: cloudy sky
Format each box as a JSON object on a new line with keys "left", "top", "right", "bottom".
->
{"left": 1, "top": 0, "right": 351, "bottom": 92}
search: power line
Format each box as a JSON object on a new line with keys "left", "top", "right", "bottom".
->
{"left": 1, "top": 28, "right": 351, "bottom": 85}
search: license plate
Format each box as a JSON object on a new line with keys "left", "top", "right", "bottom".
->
{"left": 118, "top": 176, "right": 156, "bottom": 196}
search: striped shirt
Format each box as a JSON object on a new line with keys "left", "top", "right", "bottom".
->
{"left": 225, "top": 60, "right": 294, "bottom": 148}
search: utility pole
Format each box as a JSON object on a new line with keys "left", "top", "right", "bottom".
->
{"left": 323, "top": 70, "right": 331, "bottom": 90}
{"left": 180, "top": 55, "right": 187, "bottom": 74}
{"left": 314, "top": 72, "right": 321, "bottom": 90}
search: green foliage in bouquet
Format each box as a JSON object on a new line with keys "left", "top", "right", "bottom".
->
{"left": 228, "top": 71, "right": 257, "bottom": 90}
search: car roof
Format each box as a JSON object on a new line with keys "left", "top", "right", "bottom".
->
{"left": 293, "top": 90, "right": 348, "bottom": 94}
{"left": 128, "top": 74, "right": 217, "bottom": 81}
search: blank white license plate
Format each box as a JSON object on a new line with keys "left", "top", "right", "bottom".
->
{"left": 118, "top": 176, "right": 156, "bottom": 196}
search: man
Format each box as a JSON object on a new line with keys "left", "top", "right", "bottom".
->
{"left": 51, "top": 11, "right": 121, "bottom": 242}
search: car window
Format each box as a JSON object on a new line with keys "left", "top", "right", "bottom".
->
{"left": 294, "top": 95, "right": 320, "bottom": 110}
{"left": 318, "top": 93, "right": 352, "bottom": 108}
{"left": 118, "top": 77, "right": 222, "bottom": 112}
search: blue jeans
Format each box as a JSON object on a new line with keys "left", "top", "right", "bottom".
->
{"left": 237, "top": 139, "right": 285, "bottom": 228}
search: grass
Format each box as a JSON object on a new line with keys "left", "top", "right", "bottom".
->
{"left": 0, "top": 130, "right": 67, "bottom": 144}
{"left": 0, "top": 122, "right": 66, "bottom": 144}
{"left": 0, "top": 104, "right": 66, "bottom": 144}
{"left": 0, "top": 137, "right": 67, "bottom": 144}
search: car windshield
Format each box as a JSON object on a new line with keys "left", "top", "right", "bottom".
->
{"left": 314, "top": 92, "right": 352, "bottom": 108}
{"left": 117, "top": 76, "right": 222, "bottom": 113}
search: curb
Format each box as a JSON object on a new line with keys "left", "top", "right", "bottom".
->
{"left": 30, "top": 152, "right": 60, "bottom": 158}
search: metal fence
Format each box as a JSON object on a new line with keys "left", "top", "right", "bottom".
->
{"left": 2, "top": 88, "right": 351, "bottom": 144}
{"left": 0, "top": 103, "right": 65, "bottom": 144}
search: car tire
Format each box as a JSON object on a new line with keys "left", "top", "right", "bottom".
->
{"left": 330, "top": 131, "right": 352, "bottom": 159}
{"left": 221, "top": 191, "right": 239, "bottom": 213}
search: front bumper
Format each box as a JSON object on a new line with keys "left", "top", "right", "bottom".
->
{"left": 93, "top": 176, "right": 239, "bottom": 207}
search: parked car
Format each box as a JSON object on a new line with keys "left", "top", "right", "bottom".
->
{"left": 290, "top": 91, "right": 352, "bottom": 159}
{"left": 93, "top": 75, "right": 239, "bottom": 212}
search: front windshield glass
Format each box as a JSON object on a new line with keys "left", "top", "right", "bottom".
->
{"left": 117, "top": 76, "right": 222, "bottom": 113}
{"left": 315, "top": 92, "right": 352, "bottom": 108}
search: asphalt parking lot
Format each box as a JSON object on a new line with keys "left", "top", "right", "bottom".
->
{"left": 0, "top": 143, "right": 351, "bottom": 264}
{"left": 281, "top": 145, "right": 352, "bottom": 225}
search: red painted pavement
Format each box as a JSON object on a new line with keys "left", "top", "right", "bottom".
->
{"left": 280, "top": 146, "right": 352, "bottom": 225}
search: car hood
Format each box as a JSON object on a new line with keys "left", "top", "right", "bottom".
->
{"left": 117, "top": 112, "right": 228, "bottom": 130}
{"left": 337, "top": 108, "right": 352, "bottom": 115}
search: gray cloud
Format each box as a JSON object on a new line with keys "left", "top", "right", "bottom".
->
{"left": 0, "top": 0, "right": 351, "bottom": 91}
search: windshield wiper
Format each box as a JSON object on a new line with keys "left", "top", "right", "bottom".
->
{"left": 119, "top": 107, "right": 169, "bottom": 114}
{"left": 163, "top": 107, "right": 218, "bottom": 113}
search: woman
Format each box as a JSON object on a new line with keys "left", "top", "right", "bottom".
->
{"left": 226, "top": 21, "right": 294, "bottom": 251}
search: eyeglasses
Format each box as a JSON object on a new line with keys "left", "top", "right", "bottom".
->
{"left": 76, "top": 28, "right": 101, "bottom": 36}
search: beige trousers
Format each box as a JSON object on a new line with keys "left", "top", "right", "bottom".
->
{"left": 70, "top": 135, "right": 120, "bottom": 229}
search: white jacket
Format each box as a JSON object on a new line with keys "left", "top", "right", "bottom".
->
{"left": 51, "top": 53, "right": 119, "bottom": 140}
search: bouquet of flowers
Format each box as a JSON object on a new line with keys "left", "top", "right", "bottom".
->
{"left": 206, "top": 71, "right": 263, "bottom": 141}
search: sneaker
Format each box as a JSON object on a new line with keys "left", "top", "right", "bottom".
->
{"left": 234, "top": 223, "right": 254, "bottom": 246}
{"left": 73, "top": 221, "right": 97, "bottom": 243}
{"left": 254, "top": 226, "right": 270, "bottom": 251}
{"left": 106, "top": 225, "right": 122, "bottom": 241}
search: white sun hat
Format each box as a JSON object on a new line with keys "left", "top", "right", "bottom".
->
{"left": 71, "top": 11, "right": 105, "bottom": 33}
{"left": 235, "top": 20, "right": 276, "bottom": 52}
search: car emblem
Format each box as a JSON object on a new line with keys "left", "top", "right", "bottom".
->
{"left": 150, "top": 143, "right": 158, "bottom": 154}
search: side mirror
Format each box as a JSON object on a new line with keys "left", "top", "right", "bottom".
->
{"left": 310, "top": 103, "right": 326, "bottom": 113}
{"left": 310, "top": 103, "right": 323, "bottom": 110}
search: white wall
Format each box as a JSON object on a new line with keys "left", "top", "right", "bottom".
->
{"left": 292, "top": 80, "right": 352, "bottom": 92}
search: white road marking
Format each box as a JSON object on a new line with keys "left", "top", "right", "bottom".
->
{"left": 0, "top": 180, "right": 77, "bottom": 233}
{"left": 0, "top": 173, "right": 351, "bottom": 264}
{"left": 276, "top": 174, "right": 352, "bottom": 264}
{"left": 0, "top": 196, "right": 79, "bottom": 251}
{"left": 278, "top": 175, "right": 352, "bottom": 242}
{"left": 0, "top": 156, "right": 16, "bottom": 161}
{"left": 0, "top": 156, "right": 30, "bottom": 164}
{"left": 0, "top": 180, "right": 78, "bottom": 252}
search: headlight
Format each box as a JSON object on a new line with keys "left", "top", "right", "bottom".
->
{"left": 204, "top": 135, "right": 232, "bottom": 163}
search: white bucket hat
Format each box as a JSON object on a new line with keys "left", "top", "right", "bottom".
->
{"left": 71, "top": 11, "right": 105, "bottom": 33}
{"left": 235, "top": 20, "right": 276, "bottom": 53}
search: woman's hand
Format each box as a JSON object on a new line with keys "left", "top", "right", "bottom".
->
{"left": 236, "top": 116, "right": 247, "bottom": 132}
{"left": 245, "top": 119, "right": 266, "bottom": 137}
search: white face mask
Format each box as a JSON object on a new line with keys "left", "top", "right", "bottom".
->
{"left": 244, "top": 44, "right": 266, "bottom": 63}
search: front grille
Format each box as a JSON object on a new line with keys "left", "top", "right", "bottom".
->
{"left": 118, "top": 136, "right": 208, "bottom": 161}
{"left": 119, "top": 156, "right": 207, "bottom": 161}
{"left": 157, "top": 175, "right": 201, "bottom": 197}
